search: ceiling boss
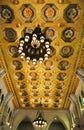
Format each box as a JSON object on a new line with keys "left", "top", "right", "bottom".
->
{"left": 18, "top": 25, "right": 51, "bottom": 64}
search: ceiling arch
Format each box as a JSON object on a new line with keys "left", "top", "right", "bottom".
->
{"left": 17, "top": 117, "right": 34, "bottom": 130}
{"left": 49, "top": 120, "right": 66, "bottom": 130}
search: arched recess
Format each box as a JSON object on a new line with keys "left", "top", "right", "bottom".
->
{"left": 49, "top": 120, "right": 66, "bottom": 130}
{"left": 16, "top": 117, "right": 34, "bottom": 130}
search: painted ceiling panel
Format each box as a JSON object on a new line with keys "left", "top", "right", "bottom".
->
{"left": 0, "top": 0, "right": 84, "bottom": 110}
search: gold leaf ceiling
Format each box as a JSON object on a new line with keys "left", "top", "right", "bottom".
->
{"left": 0, "top": 0, "right": 84, "bottom": 110}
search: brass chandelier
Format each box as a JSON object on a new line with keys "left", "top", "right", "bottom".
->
{"left": 33, "top": 101, "right": 47, "bottom": 128}
{"left": 18, "top": 25, "right": 51, "bottom": 64}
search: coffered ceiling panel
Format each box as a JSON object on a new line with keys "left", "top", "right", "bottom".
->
{"left": 0, "top": 0, "right": 84, "bottom": 110}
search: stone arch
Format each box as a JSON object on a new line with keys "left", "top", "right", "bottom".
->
{"left": 16, "top": 117, "right": 34, "bottom": 130}
{"left": 48, "top": 116, "right": 67, "bottom": 130}
{"left": 49, "top": 120, "right": 66, "bottom": 130}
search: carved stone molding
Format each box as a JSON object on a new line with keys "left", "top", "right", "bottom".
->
{"left": 0, "top": 93, "right": 13, "bottom": 125}
{"left": 0, "top": 68, "right": 6, "bottom": 79}
{"left": 76, "top": 68, "right": 84, "bottom": 81}
{"left": 69, "top": 94, "right": 81, "bottom": 120}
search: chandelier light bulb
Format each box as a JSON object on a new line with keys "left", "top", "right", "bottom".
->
{"left": 19, "top": 43, "right": 23, "bottom": 47}
{"left": 18, "top": 49, "right": 22, "bottom": 53}
{"left": 6, "top": 122, "right": 10, "bottom": 126}
{"left": 33, "top": 59, "right": 37, "bottom": 64}
{"left": 24, "top": 35, "right": 30, "bottom": 42}
{"left": 39, "top": 58, "right": 43, "bottom": 63}
{"left": 39, "top": 120, "right": 41, "bottom": 124}
{"left": 45, "top": 57, "right": 48, "bottom": 60}
{"left": 32, "top": 36, "right": 37, "bottom": 41}
{"left": 35, "top": 125, "right": 38, "bottom": 127}
{"left": 26, "top": 57, "right": 30, "bottom": 60}
{"left": 19, "top": 40, "right": 24, "bottom": 46}
{"left": 45, "top": 41, "right": 49, "bottom": 48}
{"left": 40, "top": 36, "right": 45, "bottom": 43}
{"left": 20, "top": 53, "right": 25, "bottom": 59}
{"left": 40, "top": 39, "right": 44, "bottom": 43}
{"left": 20, "top": 55, "right": 24, "bottom": 59}
{"left": 22, "top": 52, "right": 25, "bottom": 55}
{"left": 44, "top": 54, "right": 48, "bottom": 60}
{"left": 26, "top": 57, "right": 30, "bottom": 63}
{"left": 33, "top": 34, "right": 37, "bottom": 37}
{"left": 10, "top": 126, "right": 12, "bottom": 129}
{"left": 18, "top": 46, "right": 23, "bottom": 51}
{"left": 45, "top": 44, "right": 49, "bottom": 48}
{"left": 36, "top": 120, "right": 38, "bottom": 124}
{"left": 26, "top": 60, "right": 29, "bottom": 63}
{"left": 20, "top": 39, "right": 24, "bottom": 44}
{"left": 47, "top": 48, "right": 51, "bottom": 54}
{"left": 32, "top": 34, "right": 37, "bottom": 40}
{"left": 39, "top": 125, "right": 41, "bottom": 128}
{"left": 47, "top": 51, "right": 51, "bottom": 55}
{"left": 40, "top": 36, "right": 45, "bottom": 39}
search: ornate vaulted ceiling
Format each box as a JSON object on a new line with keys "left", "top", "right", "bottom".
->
{"left": 0, "top": 0, "right": 84, "bottom": 110}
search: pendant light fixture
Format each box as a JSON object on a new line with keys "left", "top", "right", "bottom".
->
{"left": 18, "top": 25, "right": 51, "bottom": 64}
{"left": 33, "top": 99, "right": 47, "bottom": 128}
